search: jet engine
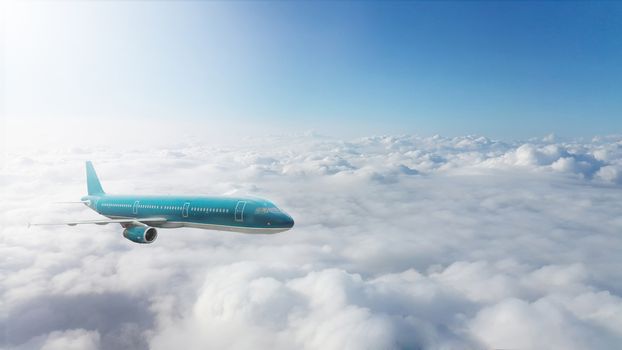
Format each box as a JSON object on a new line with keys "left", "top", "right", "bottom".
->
{"left": 123, "top": 225, "right": 158, "bottom": 244}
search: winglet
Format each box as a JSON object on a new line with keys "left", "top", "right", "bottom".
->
{"left": 86, "top": 161, "right": 105, "bottom": 195}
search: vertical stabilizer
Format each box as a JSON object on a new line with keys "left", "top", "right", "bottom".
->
{"left": 86, "top": 161, "right": 105, "bottom": 195}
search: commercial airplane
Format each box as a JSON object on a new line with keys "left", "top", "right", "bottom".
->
{"left": 31, "top": 161, "right": 294, "bottom": 243}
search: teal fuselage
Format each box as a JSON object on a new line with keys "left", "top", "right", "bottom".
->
{"left": 81, "top": 194, "right": 295, "bottom": 234}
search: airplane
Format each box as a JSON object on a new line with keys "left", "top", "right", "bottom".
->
{"left": 30, "top": 161, "right": 295, "bottom": 243}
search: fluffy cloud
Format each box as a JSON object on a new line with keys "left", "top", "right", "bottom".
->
{"left": 39, "top": 329, "right": 100, "bottom": 350}
{"left": 2, "top": 134, "right": 622, "bottom": 349}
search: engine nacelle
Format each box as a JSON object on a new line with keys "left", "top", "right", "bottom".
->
{"left": 123, "top": 226, "right": 158, "bottom": 244}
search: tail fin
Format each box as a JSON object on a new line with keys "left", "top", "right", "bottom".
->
{"left": 86, "top": 161, "right": 105, "bottom": 195}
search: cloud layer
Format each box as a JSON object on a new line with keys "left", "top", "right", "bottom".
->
{"left": 2, "top": 134, "right": 622, "bottom": 349}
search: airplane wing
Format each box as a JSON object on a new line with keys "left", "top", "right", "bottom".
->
{"left": 29, "top": 217, "right": 167, "bottom": 227}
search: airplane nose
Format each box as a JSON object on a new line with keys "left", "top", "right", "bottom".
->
{"left": 264, "top": 211, "right": 295, "bottom": 229}
{"left": 272, "top": 213, "right": 294, "bottom": 229}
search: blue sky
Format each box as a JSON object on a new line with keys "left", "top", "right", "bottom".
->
{"left": 4, "top": 1, "right": 622, "bottom": 140}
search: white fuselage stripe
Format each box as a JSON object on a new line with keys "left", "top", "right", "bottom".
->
{"left": 106, "top": 216, "right": 288, "bottom": 234}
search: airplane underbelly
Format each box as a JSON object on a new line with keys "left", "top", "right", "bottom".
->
{"left": 156, "top": 222, "right": 185, "bottom": 228}
{"left": 183, "top": 222, "right": 286, "bottom": 234}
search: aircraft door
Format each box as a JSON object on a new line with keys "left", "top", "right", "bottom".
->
{"left": 235, "top": 201, "right": 247, "bottom": 222}
{"left": 182, "top": 203, "right": 190, "bottom": 218}
{"left": 133, "top": 201, "right": 139, "bottom": 215}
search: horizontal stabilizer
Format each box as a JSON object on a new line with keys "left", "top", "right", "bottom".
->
{"left": 53, "top": 200, "right": 91, "bottom": 204}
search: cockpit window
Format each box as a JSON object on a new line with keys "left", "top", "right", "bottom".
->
{"left": 255, "top": 207, "right": 281, "bottom": 214}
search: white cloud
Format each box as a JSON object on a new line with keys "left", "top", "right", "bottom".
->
{"left": 40, "top": 329, "right": 101, "bottom": 350}
{"left": 2, "top": 134, "right": 622, "bottom": 350}
{"left": 596, "top": 165, "right": 622, "bottom": 184}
